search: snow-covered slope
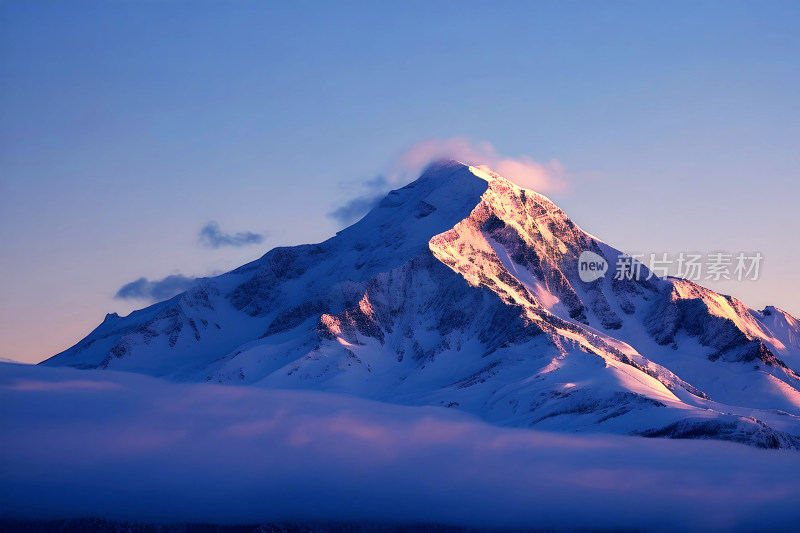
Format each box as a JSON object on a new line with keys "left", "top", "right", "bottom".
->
{"left": 43, "top": 161, "right": 800, "bottom": 449}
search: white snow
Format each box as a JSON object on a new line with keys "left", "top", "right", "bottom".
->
{"left": 37, "top": 160, "right": 800, "bottom": 449}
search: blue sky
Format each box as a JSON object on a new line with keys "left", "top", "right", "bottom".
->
{"left": 1, "top": 0, "right": 798, "bottom": 363}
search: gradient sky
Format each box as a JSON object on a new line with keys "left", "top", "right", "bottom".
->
{"left": 1, "top": 0, "right": 798, "bottom": 364}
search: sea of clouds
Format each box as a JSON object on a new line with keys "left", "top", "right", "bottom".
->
{"left": 2, "top": 363, "right": 800, "bottom": 532}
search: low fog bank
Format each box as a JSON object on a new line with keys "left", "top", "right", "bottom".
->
{"left": 2, "top": 363, "right": 799, "bottom": 532}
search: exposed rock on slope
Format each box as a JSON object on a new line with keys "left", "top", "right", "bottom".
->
{"left": 43, "top": 161, "right": 800, "bottom": 448}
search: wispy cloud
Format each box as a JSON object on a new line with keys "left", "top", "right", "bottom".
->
{"left": 394, "top": 137, "right": 568, "bottom": 193}
{"left": 198, "top": 221, "right": 265, "bottom": 249}
{"left": 327, "top": 138, "right": 569, "bottom": 225}
{"left": 327, "top": 192, "right": 385, "bottom": 224}
{"left": 114, "top": 275, "right": 197, "bottom": 301}
{"left": 326, "top": 176, "right": 389, "bottom": 224}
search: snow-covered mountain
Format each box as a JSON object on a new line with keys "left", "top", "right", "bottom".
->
{"left": 43, "top": 161, "right": 800, "bottom": 449}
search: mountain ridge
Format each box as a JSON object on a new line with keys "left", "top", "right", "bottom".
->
{"left": 43, "top": 160, "right": 800, "bottom": 449}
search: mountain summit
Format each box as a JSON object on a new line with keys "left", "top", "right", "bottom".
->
{"left": 43, "top": 161, "right": 800, "bottom": 448}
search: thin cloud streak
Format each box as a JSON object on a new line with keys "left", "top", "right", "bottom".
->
{"left": 326, "top": 176, "right": 390, "bottom": 224}
{"left": 327, "top": 193, "right": 385, "bottom": 225}
{"left": 199, "top": 221, "right": 265, "bottom": 249}
{"left": 114, "top": 274, "right": 197, "bottom": 301}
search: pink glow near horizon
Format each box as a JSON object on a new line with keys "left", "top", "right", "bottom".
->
{"left": 4, "top": 379, "right": 125, "bottom": 392}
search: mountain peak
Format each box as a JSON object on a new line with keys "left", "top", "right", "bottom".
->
{"left": 417, "top": 159, "right": 513, "bottom": 189}
{"left": 42, "top": 160, "right": 800, "bottom": 450}
{"left": 418, "top": 158, "right": 470, "bottom": 175}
